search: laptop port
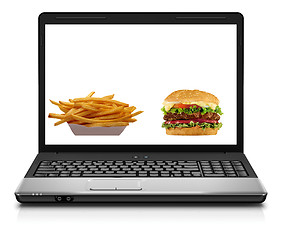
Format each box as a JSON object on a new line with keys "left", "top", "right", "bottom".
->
{"left": 55, "top": 196, "right": 63, "bottom": 202}
{"left": 66, "top": 196, "right": 73, "bottom": 202}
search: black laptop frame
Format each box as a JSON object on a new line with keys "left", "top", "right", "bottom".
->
{"left": 39, "top": 12, "right": 243, "bottom": 153}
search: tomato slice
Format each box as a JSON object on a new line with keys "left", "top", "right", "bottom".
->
{"left": 173, "top": 104, "right": 201, "bottom": 109}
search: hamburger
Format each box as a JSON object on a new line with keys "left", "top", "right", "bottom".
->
{"left": 161, "top": 90, "right": 223, "bottom": 135}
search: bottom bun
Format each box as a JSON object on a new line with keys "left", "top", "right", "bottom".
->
{"left": 166, "top": 126, "right": 218, "bottom": 135}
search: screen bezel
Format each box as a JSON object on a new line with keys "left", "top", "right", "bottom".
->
{"left": 39, "top": 12, "right": 243, "bottom": 152}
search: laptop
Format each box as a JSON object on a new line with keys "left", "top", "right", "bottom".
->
{"left": 15, "top": 12, "right": 267, "bottom": 203}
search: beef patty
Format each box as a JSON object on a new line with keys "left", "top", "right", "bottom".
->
{"left": 163, "top": 112, "right": 220, "bottom": 121}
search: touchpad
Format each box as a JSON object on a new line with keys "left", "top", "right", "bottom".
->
{"left": 87, "top": 179, "right": 142, "bottom": 191}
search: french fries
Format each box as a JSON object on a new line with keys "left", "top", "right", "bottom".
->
{"left": 48, "top": 91, "right": 143, "bottom": 127}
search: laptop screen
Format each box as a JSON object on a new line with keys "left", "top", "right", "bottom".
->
{"left": 45, "top": 24, "right": 237, "bottom": 146}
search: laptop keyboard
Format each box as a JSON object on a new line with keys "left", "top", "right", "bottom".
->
{"left": 34, "top": 160, "right": 248, "bottom": 178}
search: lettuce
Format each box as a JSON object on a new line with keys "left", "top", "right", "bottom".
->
{"left": 162, "top": 121, "right": 223, "bottom": 130}
{"left": 161, "top": 106, "right": 167, "bottom": 114}
{"left": 161, "top": 105, "right": 223, "bottom": 115}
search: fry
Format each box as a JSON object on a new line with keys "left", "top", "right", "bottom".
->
{"left": 76, "top": 110, "right": 93, "bottom": 117}
{"left": 59, "top": 101, "right": 74, "bottom": 107}
{"left": 65, "top": 108, "right": 83, "bottom": 117}
{"left": 122, "top": 118, "right": 137, "bottom": 122}
{"left": 55, "top": 118, "right": 69, "bottom": 126}
{"left": 93, "top": 113, "right": 124, "bottom": 120}
{"left": 90, "top": 106, "right": 124, "bottom": 117}
{"left": 115, "top": 111, "right": 143, "bottom": 121}
{"left": 86, "top": 91, "right": 95, "bottom": 97}
{"left": 59, "top": 106, "right": 70, "bottom": 113}
{"left": 50, "top": 100, "right": 72, "bottom": 113}
{"left": 50, "top": 99, "right": 60, "bottom": 106}
{"left": 124, "top": 106, "right": 136, "bottom": 112}
{"left": 101, "top": 94, "right": 114, "bottom": 100}
{"left": 80, "top": 104, "right": 101, "bottom": 112}
{"left": 48, "top": 113, "right": 65, "bottom": 119}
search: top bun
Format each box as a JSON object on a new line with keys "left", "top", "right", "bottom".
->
{"left": 165, "top": 89, "right": 219, "bottom": 105}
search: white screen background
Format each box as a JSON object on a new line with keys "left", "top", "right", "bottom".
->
{"left": 45, "top": 24, "right": 237, "bottom": 145}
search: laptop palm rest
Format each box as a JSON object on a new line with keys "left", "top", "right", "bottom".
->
{"left": 87, "top": 179, "right": 142, "bottom": 191}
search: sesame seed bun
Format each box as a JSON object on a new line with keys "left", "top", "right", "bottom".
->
{"left": 164, "top": 90, "right": 219, "bottom": 106}
{"left": 166, "top": 126, "right": 218, "bottom": 135}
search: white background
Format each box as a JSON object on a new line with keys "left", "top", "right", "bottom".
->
{"left": 45, "top": 24, "right": 237, "bottom": 145}
{"left": 1, "top": 1, "right": 282, "bottom": 240}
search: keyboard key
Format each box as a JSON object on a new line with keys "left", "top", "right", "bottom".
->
{"left": 227, "top": 174, "right": 237, "bottom": 177}
{"left": 41, "top": 161, "right": 51, "bottom": 165}
{"left": 37, "top": 168, "right": 56, "bottom": 171}
{"left": 56, "top": 168, "right": 66, "bottom": 171}
{"left": 38, "top": 165, "right": 54, "bottom": 168}
{"left": 167, "top": 162, "right": 176, "bottom": 165}
{"left": 237, "top": 171, "right": 248, "bottom": 177}
{"left": 174, "top": 174, "right": 182, "bottom": 177}
{"left": 234, "top": 166, "right": 245, "bottom": 171}
{"left": 192, "top": 172, "right": 202, "bottom": 177}
{"left": 59, "top": 174, "right": 70, "bottom": 177}
{"left": 83, "top": 162, "right": 92, "bottom": 165}
{"left": 48, "top": 173, "right": 59, "bottom": 177}
{"left": 183, "top": 173, "right": 191, "bottom": 177}
{"left": 201, "top": 163, "right": 210, "bottom": 166}
{"left": 51, "top": 162, "right": 60, "bottom": 165}
{"left": 34, "top": 174, "right": 47, "bottom": 177}
{"left": 68, "top": 168, "right": 77, "bottom": 171}
{"left": 161, "top": 174, "right": 170, "bottom": 177}
{"left": 71, "top": 173, "right": 81, "bottom": 177}
{"left": 139, "top": 174, "right": 148, "bottom": 177}
{"left": 89, "top": 168, "right": 99, "bottom": 171}
{"left": 223, "top": 167, "right": 234, "bottom": 170}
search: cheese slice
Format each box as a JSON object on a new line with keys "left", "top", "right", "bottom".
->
{"left": 162, "top": 101, "right": 179, "bottom": 111}
{"left": 163, "top": 101, "right": 217, "bottom": 111}
{"left": 182, "top": 101, "right": 217, "bottom": 110}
